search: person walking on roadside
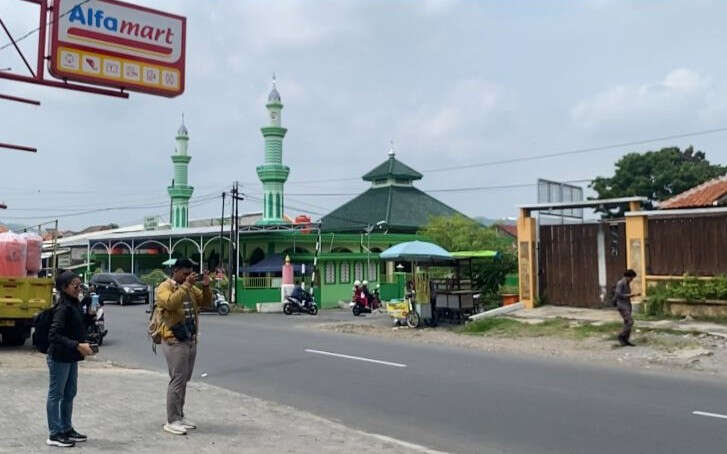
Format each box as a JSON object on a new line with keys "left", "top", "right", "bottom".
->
{"left": 154, "top": 258, "right": 212, "bottom": 435}
{"left": 615, "top": 269, "right": 640, "bottom": 347}
{"left": 46, "top": 271, "right": 96, "bottom": 448}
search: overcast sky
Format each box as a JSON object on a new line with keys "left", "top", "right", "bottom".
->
{"left": 2, "top": 0, "right": 727, "bottom": 230}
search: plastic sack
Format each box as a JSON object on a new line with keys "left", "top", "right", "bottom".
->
{"left": 22, "top": 232, "right": 43, "bottom": 275}
{"left": 0, "top": 231, "right": 28, "bottom": 277}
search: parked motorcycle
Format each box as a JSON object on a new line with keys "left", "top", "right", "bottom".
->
{"left": 197, "top": 289, "right": 231, "bottom": 315}
{"left": 83, "top": 292, "right": 107, "bottom": 346}
{"left": 283, "top": 294, "right": 318, "bottom": 315}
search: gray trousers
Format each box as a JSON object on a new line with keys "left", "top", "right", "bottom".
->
{"left": 617, "top": 301, "right": 633, "bottom": 342}
{"left": 162, "top": 340, "right": 197, "bottom": 423}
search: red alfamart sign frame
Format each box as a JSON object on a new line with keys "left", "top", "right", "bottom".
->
{"left": 49, "top": 0, "right": 186, "bottom": 97}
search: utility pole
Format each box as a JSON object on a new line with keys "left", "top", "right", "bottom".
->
{"left": 227, "top": 183, "right": 235, "bottom": 303}
{"left": 52, "top": 219, "right": 58, "bottom": 276}
{"left": 219, "top": 191, "right": 225, "bottom": 273}
{"left": 223, "top": 182, "right": 245, "bottom": 305}
{"left": 235, "top": 181, "right": 240, "bottom": 286}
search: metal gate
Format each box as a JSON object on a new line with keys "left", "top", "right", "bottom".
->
{"left": 538, "top": 221, "right": 626, "bottom": 308}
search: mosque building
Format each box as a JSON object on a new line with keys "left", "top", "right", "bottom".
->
{"left": 61, "top": 78, "right": 463, "bottom": 309}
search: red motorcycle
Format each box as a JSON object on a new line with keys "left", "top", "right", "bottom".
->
{"left": 351, "top": 284, "right": 381, "bottom": 316}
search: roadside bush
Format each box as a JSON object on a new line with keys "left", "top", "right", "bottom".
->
{"left": 140, "top": 269, "right": 168, "bottom": 288}
{"left": 649, "top": 275, "right": 727, "bottom": 304}
{"left": 644, "top": 285, "right": 668, "bottom": 316}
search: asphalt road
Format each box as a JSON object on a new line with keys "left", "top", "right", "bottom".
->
{"left": 98, "top": 304, "right": 727, "bottom": 454}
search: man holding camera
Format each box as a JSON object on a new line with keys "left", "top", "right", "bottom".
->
{"left": 155, "top": 258, "right": 212, "bottom": 435}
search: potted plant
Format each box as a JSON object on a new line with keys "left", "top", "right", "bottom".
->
{"left": 499, "top": 284, "right": 520, "bottom": 306}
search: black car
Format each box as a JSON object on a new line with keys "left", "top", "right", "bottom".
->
{"left": 90, "top": 273, "right": 150, "bottom": 306}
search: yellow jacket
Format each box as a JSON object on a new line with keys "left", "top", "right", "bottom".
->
{"left": 155, "top": 278, "right": 212, "bottom": 342}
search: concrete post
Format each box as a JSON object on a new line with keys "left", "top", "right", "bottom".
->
{"left": 625, "top": 214, "right": 648, "bottom": 299}
{"left": 517, "top": 209, "right": 538, "bottom": 309}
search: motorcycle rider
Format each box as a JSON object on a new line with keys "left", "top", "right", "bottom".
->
{"left": 361, "top": 281, "right": 374, "bottom": 308}
{"left": 291, "top": 281, "right": 311, "bottom": 309}
{"left": 353, "top": 280, "right": 367, "bottom": 308}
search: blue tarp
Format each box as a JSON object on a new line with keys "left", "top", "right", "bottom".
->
{"left": 243, "top": 254, "right": 311, "bottom": 274}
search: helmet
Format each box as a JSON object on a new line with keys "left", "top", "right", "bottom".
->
{"left": 354, "top": 280, "right": 361, "bottom": 286}
{"left": 362, "top": 280, "right": 368, "bottom": 286}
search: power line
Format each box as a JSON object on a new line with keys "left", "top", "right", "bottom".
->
{"left": 0, "top": 0, "right": 91, "bottom": 52}
{"left": 422, "top": 127, "right": 727, "bottom": 173}
{"left": 3, "top": 187, "right": 227, "bottom": 212}
{"left": 277, "top": 179, "right": 594, "bottom": 197}
{"left": 0, "top": 192, "right": 220, "bottom": 220}
{"left": 285, "top": 127, "right": 727, "bottom": 184}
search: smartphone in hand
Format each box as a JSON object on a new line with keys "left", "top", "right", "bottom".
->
{"left": 89, "top": 343, "right": 99, "bottom": 354}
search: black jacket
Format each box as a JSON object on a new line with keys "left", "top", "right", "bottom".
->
{"left": 48, "top": 293, "right": 86, "bottom": 362}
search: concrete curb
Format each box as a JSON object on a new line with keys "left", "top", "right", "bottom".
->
{"left": 256, "top": 302, "right": 283, "bottom": 313}
{"left": 468, "top": 302, "right": 524, "bottom": 321}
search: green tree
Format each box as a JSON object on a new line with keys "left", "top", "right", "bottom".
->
{"left": 418, "top": 215, "right": 517, "bottom": 299}
{"left": 418, "top": 214, "right": 514, "bottom": 253}
{"left": 591, "top": 146, "right": 726, "bottom": 216}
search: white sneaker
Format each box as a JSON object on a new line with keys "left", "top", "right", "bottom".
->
{"left": 163, "top": 422, "right": 187, "bottom": 435}
{"left": 179, "top": 419, "right": 196, "bottom": 430}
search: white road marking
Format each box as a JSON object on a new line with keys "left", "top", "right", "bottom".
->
{"left": 693, "top": 411, "right": 727, "bottom": 420}
{"left": 362, "top": 432, "right": 451, "bottom": 454}
{"left": 305, "top": 349, "right": 407, "bottom": 368}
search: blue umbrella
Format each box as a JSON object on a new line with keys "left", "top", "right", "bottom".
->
{"left": 379, "top": 241, "right": 454, "bottom": 263}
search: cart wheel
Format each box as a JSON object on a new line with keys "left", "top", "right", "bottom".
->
{"left": 406, "top": 311, "right": 420, "bottom": 328}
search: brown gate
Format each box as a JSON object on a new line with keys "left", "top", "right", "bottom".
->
{"left": 539, "top": 222, "right": 626, "bottom": 308}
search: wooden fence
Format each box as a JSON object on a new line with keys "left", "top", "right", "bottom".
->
{"left": 647, "top": 214, "right": 727, "bottom": 276}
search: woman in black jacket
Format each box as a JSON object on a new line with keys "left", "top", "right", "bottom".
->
{"left": 46, "top": 271, "right": 95, "bottom": 448}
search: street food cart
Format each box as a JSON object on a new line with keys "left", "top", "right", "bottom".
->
{"left": 379, "top": 241, "right": 454, "bottom": 328}
{"left": 430, "top": 250, "right": 500, "bottom": 323}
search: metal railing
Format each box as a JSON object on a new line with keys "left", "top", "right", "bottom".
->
{"left": 241, "top": 276, "right": 275, "bottom": 289}
{"left": 240, "top": 276, "right": 286, "bottom": 289}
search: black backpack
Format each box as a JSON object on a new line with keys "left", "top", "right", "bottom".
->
{"left": 32, "top": 306, "right": 55, "bottom": 354}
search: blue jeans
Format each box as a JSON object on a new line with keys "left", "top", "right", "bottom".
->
{"left": 46, "top": 357, "right": 78, "bottom": 437}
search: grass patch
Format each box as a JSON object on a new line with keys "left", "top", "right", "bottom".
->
{"left": 459, "top": 317, "right": 622, "bottom": 340}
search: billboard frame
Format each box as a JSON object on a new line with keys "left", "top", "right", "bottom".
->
{"left": 48, "top": 0, "right": 187, "bottom": 98}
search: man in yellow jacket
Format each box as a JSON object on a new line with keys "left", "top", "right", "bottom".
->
{"left": 155, "top": 258, "right": 212, "bottom": 435}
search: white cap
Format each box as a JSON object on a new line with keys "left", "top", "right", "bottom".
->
{"left": 354, "top": 280, "right": 361, "bottom": 286}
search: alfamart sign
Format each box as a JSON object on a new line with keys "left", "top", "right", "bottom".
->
{"left": 49, "top": 0, "right": 186, "bottom": 97}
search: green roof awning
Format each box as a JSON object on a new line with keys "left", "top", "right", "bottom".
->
{"left": 451, "top": 250, "right": 500, "bottom": 260}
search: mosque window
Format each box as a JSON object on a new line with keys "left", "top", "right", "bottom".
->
{"left": 325, "top": 263, "right": 335, "bottom": 284}
{"left": 367, "top": 262, "right": 377, "bottom": 281}
{"left": 340, "top": 262, "right": 351, "bottom": 283}
{"left": 354, "top": 262, "right": 364, "bottom": 281}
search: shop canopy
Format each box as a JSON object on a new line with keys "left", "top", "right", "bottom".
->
{"left": 379, "top": 241, "right": 454, "bottom": 264}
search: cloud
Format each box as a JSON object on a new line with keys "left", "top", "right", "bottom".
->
{"left": 418, "top": 0, "right": 459, "bottom": 15}
{"left": 225, "top": 1, "right": 356, "bottom": 54}
{"left": 396, "top": 78, "right": 511, "bottom": 156}
{"left": 571, "top": 68, "right": 714, "bottom": 131}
